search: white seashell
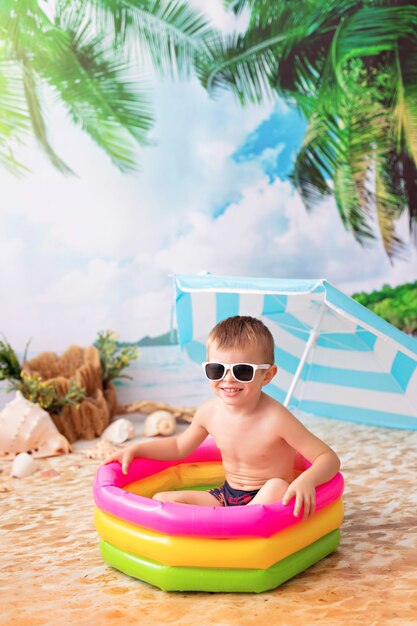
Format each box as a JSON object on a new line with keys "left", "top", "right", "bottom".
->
{"left": 143, "top": 410, "right": 176, "bottom": 437}
{"left": 11, "top": 452, "right": 37, "bottom": 478}
{"left": 0, "top": 391, "right": 72, "bottom": 458}
{"left": 102, "top": 418, "right": 136, "bottom": 444}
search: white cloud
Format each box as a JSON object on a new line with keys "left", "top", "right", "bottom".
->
{"left": 196, "top": 141, "right": 236, "bottom": 170}
{"left": 188, "top": 0, "right": 249, "bottom": 32}
{"left": 258, "top": 144, "right": 286, "bottom": 172}
{"left": 37, "top": 259, "right": 125, "bottom": 306}
{"left": 153, "top": 176, "right": 417, "bottom": 296}
{"left": 1, "top": 76, "right": 275, "bottom": 263}
{"left": 121, "top": 287, "right": 174, "bottom": 342}
{"left": 2, "top": 171, "right": 416, "bottom": 352}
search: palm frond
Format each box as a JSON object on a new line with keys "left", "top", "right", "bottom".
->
{"left": 333, "top": 162, "right": 375, "bottom": 242}
{"left": 331, "top": 89, "right": 382, "bottom": 242}
{"left": 0, "top": 0, "right": 156, "bottom": 172}
{"left": 10, "top": 5, "right": 153, "bottom": 173}
{"left": 222, "top": 0, "right": 253, "bottom": 16}
{"left": 227, "top": 0, "right": 300, "bottom": 29}
{"left": 57, "top": 0, "right": 215, "bottom": 79}
{"left": 291, "top": 112, "right": 339, "bottom": 206}
{"left": 374, "top": 161, "right": 405, "bottom": 258}
{"left": 0, "top": 58, "right": 31, "bottom": 175}
{"left": 201, "top": 29, "right": 281, "bottom": 103}
{"left": 0, "top": 60, "right": 29, "bottom": 136}
{"left": 400, "top": 152, "right": 417, "bottom": 234}
{"left": 293, "top": 88, "right": 383, "bottom": 244}
{"left": 223, "top": 0, "right": 340, "bottom": 30}
{"left": 382, "top": 148, "right": 417, "bottom": 240}
{"left": 373, "top": 47, "right": 417, "bottom": 244}
{"left": 330, "top": 90, "right": 379, "bottom": 240}
{"left": 201, "top": 1, "right": 349, "bottom": 104}
{"left": 1, "top": 0, "right": 81, "bottom": 172}
{"left": 394, "top": 43, "right": 417, "bottom": 166}
{"left": 212, "top": 0, "right": 417, "bottom": 258}
{"left": 53, "top": 23, "right": 154, "bottom": 171}
{"left": 201, "top": 15, "right": 306, "bottom": 104}
{"left": 0, "top": 140, "right": 29, "bottom": 176}
{"left": 332, "top": 4, "right": 417, "bottom": 88}
{"left": 22, "top": 61, "right": 74, "bottom": 174}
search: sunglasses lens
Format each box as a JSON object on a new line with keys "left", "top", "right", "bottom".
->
{"left": 232, "top": 364, "right": 254, "bottom": 382}
{"left": 205, "top": 363, "right": 225, "bottom": 380}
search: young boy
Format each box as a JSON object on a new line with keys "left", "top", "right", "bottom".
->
{"left": 107, "top": 316, "right": 340, "bottom": 520}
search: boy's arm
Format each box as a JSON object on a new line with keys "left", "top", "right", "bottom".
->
{"left": 279, "top": 408, "right": 340, "bottom": 519}
{"left": 105, "top": 406, "right": 210, "bottom": 475}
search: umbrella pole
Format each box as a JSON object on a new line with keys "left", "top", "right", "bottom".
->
{"left": 283, "top": 305, "right": 326, "bottom": 408}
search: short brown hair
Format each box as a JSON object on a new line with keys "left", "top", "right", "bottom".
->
{"left": 207, "top": 316, "right": 275, "bottom": 363}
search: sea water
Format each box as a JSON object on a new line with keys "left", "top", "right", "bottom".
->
{"left": 115, "top": 345, "right": 211, "bottom": 408}
{"left": 0, "top": 345, "right": 209, "bottom": 412}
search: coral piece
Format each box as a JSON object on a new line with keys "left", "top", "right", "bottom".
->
{"left": 11, "top": 452, "right": 37, "bottom": 478}
{"left": 0, "top": 391, "right": 71, "bottom": 458}
{"left": 23, "top": 346, "right": 117, "bottom": 443}
{"left": 143, "top": 411, "right": 176, "bottom": 437}
{"left": 102, "top": 418, "right": 136, "bottom": 444}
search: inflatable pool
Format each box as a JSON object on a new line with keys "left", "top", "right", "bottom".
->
{"left": 93, "top": 438, "right": 344, "bottom": 592}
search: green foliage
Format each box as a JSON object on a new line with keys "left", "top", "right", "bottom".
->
{"left": 352, "top": 281, "right": 417, "bottom": 334}
{"left": 11, "top": 374, "right": 86, "bottom": 415}
{"left": 0, "top": 329, "right": 140, "bottom": 411}
{"left": 0, "top": 335, "right": 86, "bottom": 413}
{"left": 0, "top": 0, "right": 216, "bottom": 174}
{"left": 94, "top": 330, "right": 139, "bottom": 384}
{"left": 0, "top": 338, "right": 23, "bottom": 383}
{"left": 206, "top": 0, "right": 417, "bottom": 259}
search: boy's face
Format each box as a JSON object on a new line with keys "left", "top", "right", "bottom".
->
{"left": 206, "top": 340, "right": 277, "bottom": 407}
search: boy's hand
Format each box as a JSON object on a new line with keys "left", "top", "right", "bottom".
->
{"left": 282, "top": 475, "right": 316, "bottom": 520}
{"left": 105, "top": 444, "right": 137, "bottom": 475}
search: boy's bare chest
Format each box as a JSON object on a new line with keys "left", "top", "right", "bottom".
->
{"left": 209, "top": 415, "right": 286, "bottom": 462}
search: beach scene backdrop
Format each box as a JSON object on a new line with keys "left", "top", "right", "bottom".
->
{"left": 1, "top": 1, "right": 416, "bottom": 623}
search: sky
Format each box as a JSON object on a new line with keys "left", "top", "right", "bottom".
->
{"left": 1, "top": 0, "right": 416, "bottom": 352}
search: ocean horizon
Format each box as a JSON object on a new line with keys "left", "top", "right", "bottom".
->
{"left": 115, "top": 345, "right": 211, "bottom": 408}
{"left": 0, "top": 345, "right": 211, "bottom": 413}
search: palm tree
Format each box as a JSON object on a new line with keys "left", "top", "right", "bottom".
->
{"left": 201, "top": 0, "right": 417, "bottom": 258}
{"left": 0, "top": 0, "right": 215, "bottom": 174}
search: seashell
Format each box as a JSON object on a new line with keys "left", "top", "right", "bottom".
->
{"left": 11, "top": 452, "right": 37, "bottom": 478}
{"left": 143, "top": 410, "right": 176, "bottom": 437}
{"left": 82, "top": 439, "right": 119, "bottom": 460}
{"left": 0, "top": 391, "right": 72, "bottom": 458}
{"left": 102, "top": 418, "right": 136, "bottom": 444}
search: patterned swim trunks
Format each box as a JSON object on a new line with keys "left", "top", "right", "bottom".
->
{"left": 209, "top": 481, "right": 260, "bottom": 507}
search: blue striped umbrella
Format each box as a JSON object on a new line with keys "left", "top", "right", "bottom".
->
{"left": 174, "top": 274, "right": 417, "bottom": 430}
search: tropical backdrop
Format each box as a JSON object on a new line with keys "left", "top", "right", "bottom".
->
{"left": 1, "top": 0, "right": 416, "bottom": 354}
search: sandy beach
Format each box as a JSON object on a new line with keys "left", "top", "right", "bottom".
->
{"left": 1, "top": 413, "right": 416, "bottom": 626}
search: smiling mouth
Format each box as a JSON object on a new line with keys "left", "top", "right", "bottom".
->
{"left": 220, "top": 387, "right": 242, "bottom": 393}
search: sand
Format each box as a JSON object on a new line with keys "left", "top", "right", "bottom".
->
{"left": 1, "top": 414, "right": 416, "bottom": 626}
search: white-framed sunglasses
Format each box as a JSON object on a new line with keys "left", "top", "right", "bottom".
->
{"left": 202, "top": 362, "right": 271, "bottom": 383}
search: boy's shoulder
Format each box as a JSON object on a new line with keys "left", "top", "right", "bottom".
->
{"left": 260, "top": 391, "right": 283, "bottom": 411}
{"left": 261, "top": 392, "right": 298, "bottom": 421}
{"left": 195, "top": 397, "right": 217, "bottom": 419}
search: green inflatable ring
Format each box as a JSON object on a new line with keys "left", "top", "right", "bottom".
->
{"left": 100, "top": 529, "right": 340, "bottom": 593}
